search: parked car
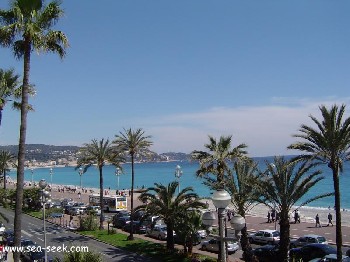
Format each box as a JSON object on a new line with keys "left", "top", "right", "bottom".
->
{"left": 174, "top": 232, "right": 201, "bottom": 246}
{"left": 290, "top": 234, "right": 328, "bottom": 248}
{"left": 20, "top": 246, "right": 54, "bottom": 262}
{"left": 201, "top": 239, "right": 239, "bottom": 254}
{"left": 113, "top": 215, "right": 131, "bottom": 228}
{"left": 146, "top": 225, "right": 174, "bottom": 240}
{"left": 197, "top": 229, "right": 207, "bottom": 239}
{"left": 249, "top": 230, "right": 280, "bottom": 244}
{"left": 319, "top": 254, "right": 350, "bottom": 262}
{"left": 0, "top": 223, "right": 5, "bottom": 235}
{"left": 252, "top": 244, "right": 280, "bottom": 262}
{"left": 2, "top": 229, "right": 14, "bottom": 246}
{"left": 87, "top": 205, "right": 101, "bottom": 216}
{"left": 112, "top": 211, "right": 130, "bottom": 222}
{"left": 290, "top": 243, "right": 337, "bottom": 262}
{"left": 123, "top": 221, "right": 147, "bottom": 234}
{"left": 68, "top": 206, "right": 83, "bottom": 216}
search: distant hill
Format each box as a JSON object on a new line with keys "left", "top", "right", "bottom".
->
{"left": 0, "top": 144, "right": 191, "bottom": 163}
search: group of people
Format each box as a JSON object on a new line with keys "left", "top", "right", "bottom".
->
{"left": 267, "top": 209, "right": 279, "bottom": 223}
{"left": 315, "top": 212, "right": 333, "bottom": 227}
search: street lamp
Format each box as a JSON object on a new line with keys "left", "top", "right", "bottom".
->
{"left": 78, "top": 167, "right": 84, "bottom": 189}
{"left": 49, "top": 168, "right": 53, "bottom": 189}
{"left": 212, "top": 189, "right": 231, "bottom": 262}
{"left": 30, "top": 168, "right": 34, "bottom": 185}
{"left": 174, "top": 164, "right": 183, "bottom": 193}
{"left": 39, "top": 179, "right": 51, "bottom": 262}
{"left": 230, "top": 214, "right": 246, "bottom": 241}
{"left": 115, "top": 167, "right": 122, "bottom": 193}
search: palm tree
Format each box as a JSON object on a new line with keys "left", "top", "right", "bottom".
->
{"left": 174, "top": 210, "right": 202, "bottom": 256}
{"left": 0, "top": 150, "right": 16, "bottom": 190}
{"left": 288, "top": 104, "right": 350, "bottom": 261}
{"left": 113, "top": 128, "right": 152, "bottom": 240}
{"left": 0, "top": 68, "right": 20, "bottom": 127}
{"left": 225, "top": 158, "right": 262, "bottom": 261}
{"left": 191, "top": 135, "right": 247, "bottom": 189}
{"left": 0, "top": 1, "right": 68, "bottom": 258}
{"left": 76, "top": 139, "right": 124, "bottom": 230}
{"left": 137, "top": 181, "right": 207, "bottom": 251}
{"left": 259, "top": 156, "right": 333, "bottom": 262}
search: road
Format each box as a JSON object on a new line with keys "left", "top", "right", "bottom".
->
{"left": 0, "top": 207, "right": 156, "bottom": 262}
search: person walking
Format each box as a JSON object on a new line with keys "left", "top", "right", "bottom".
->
{"left": 267, "top": 211, "right": 271, "bottom": 223}
{"left": 327, "top": 212, "right": 333, "bottom": 226}
{"left": 315, "top": 213, "right": 321, "bottom": 227}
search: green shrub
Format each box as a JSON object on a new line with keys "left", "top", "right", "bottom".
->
{"left": 79, "top": 214, "right": 98, "bottom": 231}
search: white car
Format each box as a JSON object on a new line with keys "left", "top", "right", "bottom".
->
{"left": 201, "top": 239, "right": 239, "bottom": 254}
{"left": 197, "top": 229, "right": 207, "bottom": 239}
{"left": 249, "top": 229, "right": 280, "bottom": 244}
{"left": 146, "top": 225, "right": 175, "bottom": 240}
{"left": 0, "top": 223, "right": 5, "bottom": 235}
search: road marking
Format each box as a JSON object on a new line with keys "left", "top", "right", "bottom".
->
{"left": 21, "top": 230, "right": 33, "bottom": 237}
{"left": 37, "top": 237, "right": 44, "bottom": 242}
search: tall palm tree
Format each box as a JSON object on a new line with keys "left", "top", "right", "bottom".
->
{"left": 76, "top": 139, "right": 124, "bottom": 230}
{"left": 137, "top": 181, "right": 207, "bottom": 251}
{"left": 191, "top": 135, "right": 247, "bottom": 189}
{"left": 225, "top": 158, "right": 262, "bottom": 261}
{"left": 259, "top": 157, "right": 333, "bottom": 262}
{"left": 0, "top": 1, "right": 68, "bottom": 258}
{"left": 0, "top": 150, "right": 16, "bottom": 190}
{"left": 0, "top": 68, "right": 20, "bottom": 127}
{"left": 288, "top": 104, "right": 350, "bottom": 261}
{"left": 113, "top": 128, "right": 152, "bottom": 240}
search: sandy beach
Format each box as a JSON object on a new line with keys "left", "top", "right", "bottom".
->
{"left": 6, "top": 178, "right": 350, "bottom": 228}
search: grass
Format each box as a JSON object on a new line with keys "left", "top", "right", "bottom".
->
{"left": 78, "top": 230, "right": 215, "bottom": 262}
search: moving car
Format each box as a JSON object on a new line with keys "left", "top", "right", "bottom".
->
{"left": 2, "top": 229, "right": 14, "bottom": 246}
{"left": 113, "top": 215, "right": 131, "bottom": 228}
{"left": 0, "top": 223, "right": 5, "bottom": 235}
{"left": 201, "top": 239, "right": 239, "bottom": 254}
{"left": 249, "top": 230, "right": 280, "bottom": 244}
{"left": 290, "top": 243, "right": 337, "bottom": 262}
{"left": 290, "top": 234, "right": 328, "bottom": 248}
{"left": 197, "top": 229, "right": 207, "bottom": 239}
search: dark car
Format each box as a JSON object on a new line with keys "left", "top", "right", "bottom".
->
{"left": 20, "top": 238, "right": 36, "bottom": 248}
{"left": 113, "top": 215, "right": 131, "bottom": 228}
{"left": 123, "top": 221, "right": 147, "bottom": 234}
{"left": 253, "top": 244, "right": 280, "bottom": 262}
{"left": 20, "top": 247, "right": 54, "bottom": 262}
{"left": 290, "top": 243, "right": 337, "bottom": 261}
{"left": 174, "top": 232, "right": 201, "bottom": 246}
{"left": 2, "top": 229, "right": 14, "bottom": 246}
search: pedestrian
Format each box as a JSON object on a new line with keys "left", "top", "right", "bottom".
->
{"left": 327, "top": 212, "right": 333, "bottom": 226}
{"left": 315, "top": 213, "right": 321, "bottom": 227}
{"left": 271, "top": 210, "right": 276, "bottom": 222}
{"left": 78, "top": 191, "right": 81, "bottom": 200}
{"left": 267, "top": 211, "right": 271, "bottom": 223}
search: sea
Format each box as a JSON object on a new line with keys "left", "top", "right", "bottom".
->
{"left": 7, "top": 157, "right": 350, "bottom": 210}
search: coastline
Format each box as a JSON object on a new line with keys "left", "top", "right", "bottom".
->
{"left": 6, "top": 177, "right": 349, "bottom": 228}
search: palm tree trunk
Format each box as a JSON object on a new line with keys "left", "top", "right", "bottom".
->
{"left": 13, "top": 40, "right": 31, "bottom": 262}
{"left": 279, "top": 211, "right": 290, "bottom": 262}
{"left": 128, "top": 154, "right": 135, "bottom": 240}
{"left": 167, "top": 222, "right": 175, "bottom": 251}
{"left": 99, "top": 166, "right": 104, "bottom": 230}
{"left": 332, "top": 168, "right": 343, "bottom": 261}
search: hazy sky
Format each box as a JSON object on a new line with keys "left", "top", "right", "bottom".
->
{"left": 1, "top": 1, "right": 349, "bottom": 157}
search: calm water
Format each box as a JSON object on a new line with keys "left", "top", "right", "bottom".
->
{"left": 8, "top": 158, "right": 350, "bottom": 210}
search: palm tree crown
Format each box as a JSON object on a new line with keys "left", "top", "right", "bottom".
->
{"left": 288, "top": 104, "right": 350, "bottom": 261}
{"left": 137, "top": 181, "right": 206, "bottom": 251}
{"left": 191, "top": 135, "right": 247, "bottom": 188}
{"left": 0, "top": 150, "right": 16, "bottom": 190}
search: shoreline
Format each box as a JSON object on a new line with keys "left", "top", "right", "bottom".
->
{"left": 6, "top": 178, "right": 350, "bottom": 227}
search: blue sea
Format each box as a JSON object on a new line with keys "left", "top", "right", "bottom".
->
{"left": 7, "top": 158, "right": 350, "bottom": 210}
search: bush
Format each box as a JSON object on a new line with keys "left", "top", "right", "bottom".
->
{"left": 79, "top": 214, "right": 98, "bottom": 231}
{"left": 62, "top": 250, "right": 102, "bottom": 262}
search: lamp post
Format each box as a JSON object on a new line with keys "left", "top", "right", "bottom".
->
{"left": 39, "top": 179, "right": 51, "bottom": 262}
{"left": 49, "top": 168, "right": 53, "bottom": 189}
{"left": 30, "top": 168, "right": 34, "bottom": 185}
{"left": 174, "top": 165, "right": 183, "bottom": 193}
{"left": 230, "top": 214, "right": 246, "bottom": 241}
{"left": 115, "top": 167, "right": 122, "bottom": 193}
{"left": 212, "top": 189, "right": 231, "bottom": 262}
{"left": 78, "top": 167, "right": 83, "bottom": 189}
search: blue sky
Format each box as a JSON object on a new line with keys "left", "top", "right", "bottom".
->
{"left": 1, "top": 1, "right": 350, "bottom": 157}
